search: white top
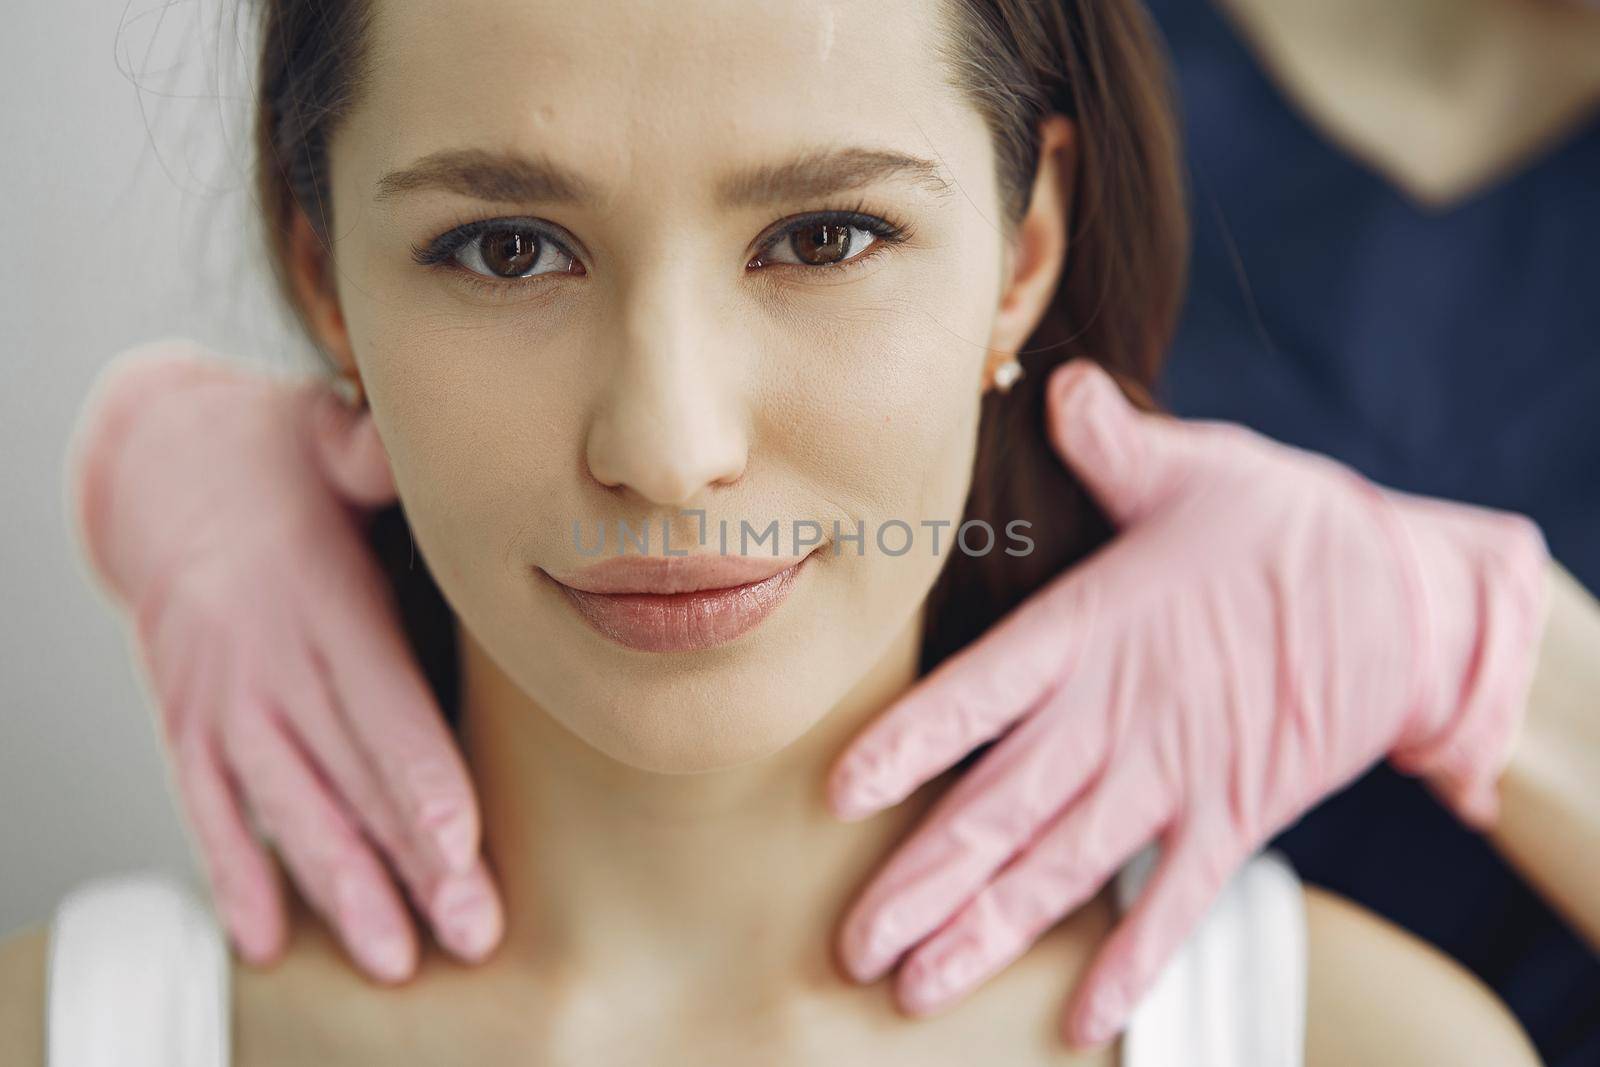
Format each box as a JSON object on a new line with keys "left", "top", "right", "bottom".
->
{"left": 44, "top": 851, "right": 1305, "bottom": 1066}
{"left": 1116, "top": 847, "right": 1306, "bottom": 1067}
{"left": 46, "top": 872, "right": 231, "bottom": 1067}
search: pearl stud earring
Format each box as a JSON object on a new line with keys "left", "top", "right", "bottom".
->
{"left": 992, "top": 357, "right": 1024, "bottom": 394}
{"left": 332, "top": 369, "right": 365, "bottom": 409}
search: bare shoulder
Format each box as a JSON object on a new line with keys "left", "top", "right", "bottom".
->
{"left": 1302, "top": 887, "right": 1540, "bottom": 1067}
{"left": 0, "top": 925, "right": 48, "bottom": 1067}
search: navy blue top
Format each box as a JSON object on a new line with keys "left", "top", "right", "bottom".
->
{"left": 1143, "top": 2, "right": 1600, "bottom": 1062}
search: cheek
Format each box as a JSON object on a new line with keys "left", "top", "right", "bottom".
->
{"left": 752, "top": 283, "right": 992, "bottom": 681}
{"left": 339, "top": 296, "right": 581, "bottom": 602}
{"left": 757, "top": 281, "right": 991, "bottom": 534}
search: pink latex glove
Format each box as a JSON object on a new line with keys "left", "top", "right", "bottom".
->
{"left": 828, "top": 357, "right": 1551, "bottom": 1046}
{"left": 65, "top": 338, "right": 503, "bottom": 982}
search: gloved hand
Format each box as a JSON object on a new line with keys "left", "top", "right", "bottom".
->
{"left": 65, "top": 338, "right": 503, "bottom": 982}
{"left": 827, "top": 357, "right": 1551, "bottom": 1046}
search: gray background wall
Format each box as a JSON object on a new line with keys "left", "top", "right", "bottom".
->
{"left": 1, "top": 0, "right": 315, "bottom": 936}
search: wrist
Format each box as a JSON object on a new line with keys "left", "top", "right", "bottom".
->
{"left": 1381, "top": 488, "right": 1552, "bottom": 826}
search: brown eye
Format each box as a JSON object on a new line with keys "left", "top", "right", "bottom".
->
{"left": 438, "top": 223, "right": 580, "bottom": 282}
{"left": 753, "top": 214, "right": 892, "bottom": 271}
{"left": 789, "top": 221, "right": 854, "bottom": 266}
{"left": 477, "top": 228, "right": 541, "bottom": 278}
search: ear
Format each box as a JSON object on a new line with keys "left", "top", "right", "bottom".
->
{"left": 287, "top": 208, "right": 360, "bottom": 386}
{"left": 983, "top": 113, "right": 1077, "bottom": 391}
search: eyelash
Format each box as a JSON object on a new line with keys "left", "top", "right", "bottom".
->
{"left": 408, "top": 196, "right": 914, "bottom": 298}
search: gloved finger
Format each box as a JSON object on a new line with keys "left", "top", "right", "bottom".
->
{"left": 276, "top": 636, "right": 502, "bottom": 963}
{"left": 131, "top": 608, "right": 198, "bottom": 740}
{"left": 302, "top": 539, "right": 481, "bottom": 876}
{"left": 170, "top": 724, "right": 286, "bottom": 967}
{"left": 223, "top": 700, "right": 419, "bottom": 984}
{"left": 307, "top": 387, "right": 396, "bottom": 508}
{"left": 828, "top": 569, "right": 1099, "bottom": 822}
{"left": 142, "top": 618, "right": 287, "bottom": 965}
{"left": 890, "top": 744, "right": 1173, "bottom": 1015}
{"left": 422, "top": 857, "right": 506, "bottom": 965}
{"left": 838, "top": 698, "right": 1114, "bottom": 983}
{"left": 1061, "top": 820, "right": 1247, "bottom": 1048}
{"left": 1045, "top": 358, "right": 1192, "bottom": 528}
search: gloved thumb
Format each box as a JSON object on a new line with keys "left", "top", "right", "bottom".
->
{"left": 1444, "top": 774, "right": 1502, "bottom": 832}
{"left": 308, "top": 387, "right": 397, "bottom": 508}
{"left": 1413, "top": 757, "right": 1503, "bottom": 832}
{"left": 1045, "top": 358, "right": 1186, "bottom": 527}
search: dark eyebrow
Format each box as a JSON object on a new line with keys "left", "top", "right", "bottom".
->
{"left": 373, "top": 145, "right": 955, "bottom": 207}
{"left": 717, "top": 146, "right": 954, "bottom": 207}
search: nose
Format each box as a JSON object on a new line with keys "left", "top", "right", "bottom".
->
{"left": 584, "top": 279, "right": 749, "bottom": 507}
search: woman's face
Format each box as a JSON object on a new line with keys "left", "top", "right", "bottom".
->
{"left": 317, "top": 0, "right": 1065, "bottom": 772}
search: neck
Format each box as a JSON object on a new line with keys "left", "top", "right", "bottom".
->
{"left": 456, "top": 611, "right": 941, "bottom": 1007}
{"left": 1217, "top": 0, "right": 1600, "bottom": 205}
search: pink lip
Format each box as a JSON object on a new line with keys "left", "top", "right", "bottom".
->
{"left": 541, "top": 551, "right": 816, "bottom": 652}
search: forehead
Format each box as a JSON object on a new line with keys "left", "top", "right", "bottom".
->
{"left": 351, "top": 0, "right": 973, "bottom": 199}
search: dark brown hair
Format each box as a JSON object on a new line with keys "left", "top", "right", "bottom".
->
{"left": 253, "top": 0, "right": 1187, "bottom": 717}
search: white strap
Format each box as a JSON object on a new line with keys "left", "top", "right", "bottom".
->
{"left": 1117, "top": 847, "right": 1306, "bottom": 1067}
{"left": 46, "top": 871, "right": 230, "bottom": 1067}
